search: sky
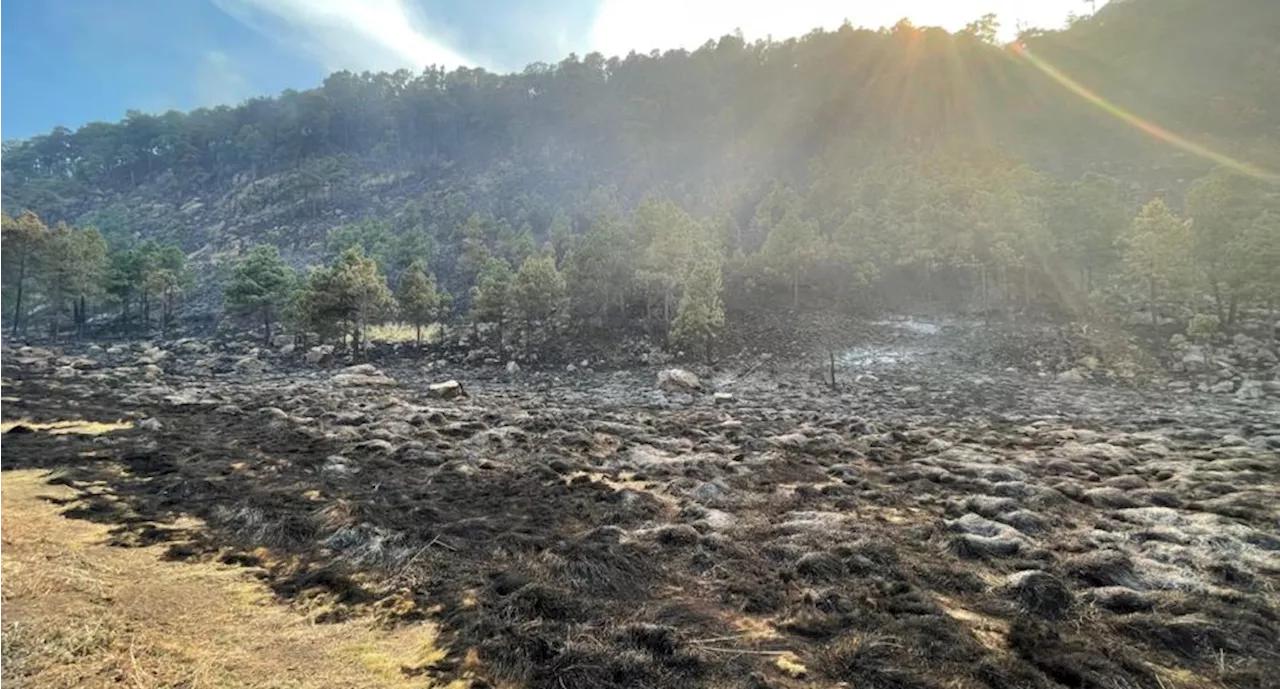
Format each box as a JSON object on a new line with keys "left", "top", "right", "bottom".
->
{"left": 1, "top": 0, "right": 1104, "bottom": 140}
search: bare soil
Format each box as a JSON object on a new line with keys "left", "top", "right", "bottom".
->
{"left": 2, "top": 320, "right": 1278, "bottom": 689}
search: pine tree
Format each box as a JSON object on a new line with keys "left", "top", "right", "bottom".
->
{"left": 1122, "top": 198, "right": 1195, "bottom": 326}
{"left": 468, "top": 257, "right": 514, "bottom": 349}
{"left": 296, "top": 247, "right": 393, "bottom": 352}
{"left": 226, "top": 244, "right": 296, "bottom": 342}
{"left": 670, "top": 254, "right": 726, "bottom": 364}
{"left": 397, "top": 259, "right": 440, "bottom": 345}
{"left": 2, "top": 211, "right": 50, "bottom": 337}
{"left": 510, "top": 252, "right": 566, "bottom": 354}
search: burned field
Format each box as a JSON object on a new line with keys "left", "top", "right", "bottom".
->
{"left": 3, "top": 327, "right": 1279, "bottom": 689}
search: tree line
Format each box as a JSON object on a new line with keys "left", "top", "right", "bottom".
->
{"left": 7, "top": 154, "right": 1271, "bottom": 362}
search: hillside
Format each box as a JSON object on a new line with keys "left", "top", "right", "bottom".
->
{"left": 2, "top": 0, "right": 1278, "bottom": 338}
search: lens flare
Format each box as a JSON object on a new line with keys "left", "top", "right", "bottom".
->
{"left": 1012, "top": 43, "right": 1279, "bottom": 184}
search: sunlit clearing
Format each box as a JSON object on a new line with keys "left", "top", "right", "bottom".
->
{"left": 1, "top": 419, "right": 134, "bottom": 435}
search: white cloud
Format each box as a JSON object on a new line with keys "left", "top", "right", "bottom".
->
{"left": 589, "top": 0, "right": 1103, "bottom": 57}
{"left": 213, "top": 0, "right": 475, "bottom": 73}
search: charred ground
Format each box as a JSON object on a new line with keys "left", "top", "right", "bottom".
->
{"left": 2, "top": 319, "right": 1278, "bottom": 689}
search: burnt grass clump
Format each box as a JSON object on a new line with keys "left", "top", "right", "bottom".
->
{"left": 3, "top": 328, "right": 1279, "bottom": 689}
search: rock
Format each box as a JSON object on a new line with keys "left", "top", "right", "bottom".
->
{"left": 713, "top": 392, "right": 735, "bottom": 405}
{"left": 142, "top": 364, "right": 164, "bottom": 380}
{"left": 137, "top": 417, "right": 163, "bottom": 431}
{"left": 272, "top": 333, "right": 293, "bottom": 348}
{"left": 1235, "top": 380, "right": 1264, "bottom": 400}
{"left": 1056, "top": 368, "right": 1086, "bottom": 383}
{"left": 1169, "top": 333, "right": 1188, "bottom": 347}
{"left": 427, "top": 380, "right": 466, "bottom": 399}
{"left": 506, "top": 360, "right": 521, "bottom": 374}
{"left": 1181, "top": 346, "right": 1208, "bottom": 371}
{"left": 305, "top": 345, "right": 335, "bottom": 365}
{"left": 53, "top": 365, "right": 79, "bottom": 379}
{"left": 855, "top": 373, "right": 880, "bottom": 384}
{"left": 566, "top": 363, "right": 577, "bottom": 372}
{"left": 233, "top": 356, "right": 269, "bottom": 375}
{"left": 178, "top": 340, "right": 208, "bottom": 354}
{"left": 1080, "top": 355, "right": 1100, "bottom": 371}
{"left": 1209, "top": 379, "right": 1235, "bottom": 394}
{"left": 279, "top": 344, "right": 296, "bottom": 355}
{"left": 331, "top": 373, "right": 397, "bottom": 387}
{"left": 657, "top": 368, "right": 701, "bottom": 393}
{"left": 341, "top": 363, "right": 379, "bottom": 375}
{"left": 925, "top": 438, "right": 953, "bottom": 453}
{"left": 580, "top": 359, "right": 590, "bottom": 369}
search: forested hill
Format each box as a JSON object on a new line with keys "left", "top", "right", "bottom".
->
{"left": 2, "top": 0, "right": 1278, "bottom": 336}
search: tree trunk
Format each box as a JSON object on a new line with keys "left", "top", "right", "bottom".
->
{"left": 1211, "top": 279, "right": 1225, "bottom": 324}
{"left": 1226, "top": 294, "right": 1239, "bottom": 331}
{"left": 416, "top": 322, "right": 422, "bottom": 346}
{"left": 1149, "top": 278, "right": 1159, "bottom": 327}
{"left": 829, "top": 349, "right": 837, "bottom": 389}
{"left": 10, "top": 253, "right": 26, "bottom": 338}
{"left": 980, "top": 264, "right": 989, "bottom": 319}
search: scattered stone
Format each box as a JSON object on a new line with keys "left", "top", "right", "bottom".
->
{"left": 1208, "top": 379, "right": 1235, "bottom": 394}
{"left": 142, "top": 364, "right": 164, "bottom": 380}
{"left": 1057, "top": 368, "right": 1086, "bottom": 383}
{"left": 506, "top": 360, "right": 521, "bottom": 374}
{"left": 53, "top": 365, "right": 79, "bottom": 379}
{"left": 713, "top": 392, "right": 735, "bottom": 405}
{"left": 305, "top": 345, "right": 335, "bottom": 365}
{"left": 233, "top": 356, "right": 269, "bottom": 375}
{"left": 427, "top": 380, "right": 466, "bottom": 399}
{"left": 137, "top": 417, "right": 163, "bottom": 431}
{"left": 331, "top": 373, "right": 397, "bottom": 387}
{"left": 925, "top": 438, "right": 953, "bottom": 453}
{"left": 657, "top": 368, "right": 701, "bottom": 393}
{"left": 1235, "top": 380, "right": 1264, "bottom": 400}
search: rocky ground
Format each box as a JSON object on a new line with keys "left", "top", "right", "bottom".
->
{"left": 2, "top": 318, "right": 1278, "bottom": 689}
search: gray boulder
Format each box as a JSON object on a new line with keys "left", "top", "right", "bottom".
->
{"left": 657, "top": 368, "right": 701, "bottom": 393}
{"left": 304, "top": 345, "right": 335, "bottom": 365}
{"left": 427, "top": 380, "right": 466, "bottom": 399}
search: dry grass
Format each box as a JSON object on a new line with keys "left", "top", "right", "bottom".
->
{"left": 0, "top": 419, "right": 133, "bottom": 435}
{"left": 365, "top": 322, "right": 442, "bottom": 344}
{"left": 0, "top": 469, "right": 459, "bottom": 689}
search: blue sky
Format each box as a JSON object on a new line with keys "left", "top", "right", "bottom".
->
{"left": 2, "top": 0, "right": 1100, "bottom": 140}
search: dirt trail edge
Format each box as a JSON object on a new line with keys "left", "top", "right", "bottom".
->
{"left": 1, "top": 468, "right": 461, "bottom": 689}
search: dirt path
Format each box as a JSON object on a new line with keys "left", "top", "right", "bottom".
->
{"left": 1, "top": 468, "right": 451, "bottom": 689}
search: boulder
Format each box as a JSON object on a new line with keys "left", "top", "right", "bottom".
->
{"left": 272, "top": 333, "right": 294, "bottom": 348}
{"left": 657, "top": 368, "right": 701, "bottom": 393}
{"left": 304, "top": 345, "right": 335, "bottom": 365}
{"left": 1209, "top": 379, "right": 1236, "bottom": 394}
{"left": 712, "top": 392, "right": 735, "bottom": 405}
{"left": 427, "top": 380, "right": 466, "bottom": 400}
{"left": 137, "top": 417, "right": 164, "bottom": 432}
{"left": 341, "top": 363, "right": 379, "bottom": 375}
{"left": 1235, "top": 379, "right": 1264, "bottom": 400}
{"left": 233, "top": 356, "right": 269, "bottom": 375}
{"left": 53, "top": 365, "right": 79, "bottom": 379}
{"left": 330, "top": 373, "right": 397, "bottom": 387}
{"left": 1056, "top": 368, "right": 1086, "bottom": 383}
{"left": 506, "top": 360, "right": 521, "bottom": 374}
{"left": 142, "top": 364, "right": 164, "bottom": 380}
